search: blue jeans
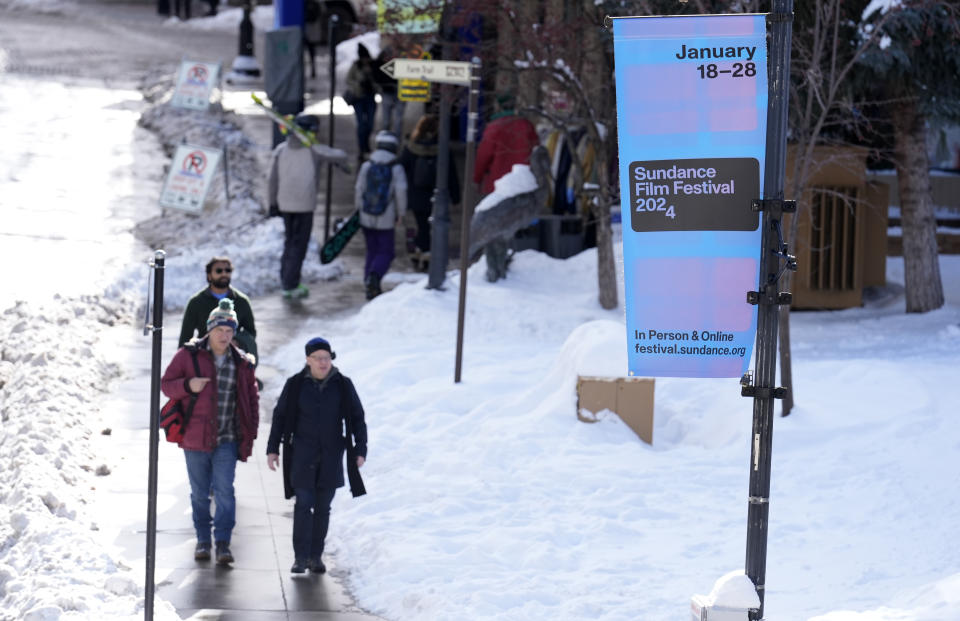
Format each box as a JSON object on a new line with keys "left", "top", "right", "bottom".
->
{"left": 292, "top": 486, "right": 336, "bottom": 561}
{"left": 184, "top": 442, "right": 237, "bottom": 544}
{"left": 379, "top": 93, "right": 405, "bottom": 135}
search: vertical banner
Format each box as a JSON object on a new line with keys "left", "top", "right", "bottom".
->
{"left": 171, "top": 60, "right": 220, "bottom": 111}
{"left": 612, "top": 14, "right": 768, "bottom": 378}
{"left": 159, "top": 144, "right": 222, "bottom": 213}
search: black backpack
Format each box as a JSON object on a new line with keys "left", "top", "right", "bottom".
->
{"left": 362, "top": 161, "right": 394, "bottom": 215}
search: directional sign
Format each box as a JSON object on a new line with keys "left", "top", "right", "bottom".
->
{"left": 380, "top": 58, "right": 471, "bottom": 85}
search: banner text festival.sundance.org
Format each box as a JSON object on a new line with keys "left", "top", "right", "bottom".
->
{"left": 632, "top": 329, "right": 747, "bottom": 358}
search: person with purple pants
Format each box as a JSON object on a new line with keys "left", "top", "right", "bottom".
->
{"left": 354, "top": 130, "right": 408, "bottom": 300}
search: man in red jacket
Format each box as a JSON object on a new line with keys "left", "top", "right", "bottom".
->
{"left": 161, "top": 299, "right": 259, "bottom": 565}
{"left": 473, "top": 93, "right": 540, "bottom": 281}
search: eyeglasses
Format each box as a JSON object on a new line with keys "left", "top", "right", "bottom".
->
{"left": 308, "top": 354, "right": 332, "bottom": 362}
{"left": 213, "top": 267, "right": 233, "bottom": 274}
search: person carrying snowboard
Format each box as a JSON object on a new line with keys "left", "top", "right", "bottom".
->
{"left": 354, "top": 130, "right": 407, "bottom": 300}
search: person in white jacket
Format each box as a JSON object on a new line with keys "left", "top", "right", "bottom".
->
{"left": 268, "top": 115, "right": 324, "bottom": 299}
{"left": 354, "top": 130, "right": 408, "bottom": 300}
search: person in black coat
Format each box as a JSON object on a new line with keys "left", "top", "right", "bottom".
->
{"left": 266, "top": 337, "right": 367, "bottom": 574}
{"left": 399, "top": 113, "right": 461, "bottom": 260}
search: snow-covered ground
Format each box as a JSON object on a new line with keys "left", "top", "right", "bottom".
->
{"left": 269, "top": 251, "right": 960, "bottom": 621}
{"left": 2, "top": 68, "right": 960, "bottom": 621}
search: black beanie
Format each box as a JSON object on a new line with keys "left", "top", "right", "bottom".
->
{"left": 305, "top": 337, "right": 336, "bottom": 359}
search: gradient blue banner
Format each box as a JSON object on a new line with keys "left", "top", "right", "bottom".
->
{"left": 612, "top": 14, "right": 768, "bottom": 378}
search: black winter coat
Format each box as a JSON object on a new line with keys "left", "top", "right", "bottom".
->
{"left": 399, "top": 139, "right": 461, "bottom": 213}
{"left": 266, "top": 367, "right": 367, "bottom": 498}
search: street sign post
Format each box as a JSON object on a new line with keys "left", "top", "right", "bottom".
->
{"left": 379, "top": 58, "right": 472, "bottom": 85}
{"left": 379, "top": 56, "right": 479, "bottom": 382}
{"left": 611, "top": 6, "right": 795, "bottom": 618}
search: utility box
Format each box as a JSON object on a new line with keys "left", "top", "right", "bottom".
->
{"left": 690, "top": 594, "right": 751, "bottom": 621}
{"left": 576, "top": 376, "right": 654, "bottom": 445}
{"left": 539, "top": 215, "right": 585, "bottom": 259}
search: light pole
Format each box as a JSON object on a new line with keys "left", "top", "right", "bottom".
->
{"left": 226, "top": 0, "right": 262, "bottom": 85}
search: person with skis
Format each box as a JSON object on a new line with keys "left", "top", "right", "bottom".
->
{"left": 161, "top": 299, "right": 260, "bottom": 565}
{"left": 268, "top": 114, "right": 325, "bottom": 299}
{"left": 354, "top": 130, "right": 407, "bottom": 299}
{"left": 178, "top": 256, "right": 257, "bottom": 364}
{"left": 266, "top": 337, "right": 367, "bottom": 574}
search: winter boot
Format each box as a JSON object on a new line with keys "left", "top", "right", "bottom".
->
{"left": 194, "top": 541, "right": 211, "bottom": 561}
{"left": 291, "top": 559, "right": 308, "bottom": 574}
{"left": 308, "top": 558, "right": 326, "bottom": 574}
{"left": 365, "top": 272, "right": 382, "bottom": 300}
{"left": 215, "top": 541, "right": 234, "bottom": 565}
{"left": 418, "top": 250, "right": 430, "bottom": 272}
{"left": 405, "top": 227, "right": 416, "bottom": 254}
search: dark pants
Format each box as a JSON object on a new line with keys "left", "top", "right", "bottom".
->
{"left": 362, "top": 227, "right": 395, "bottom": 279}
{"left": 354, "top": 97, "right": 376, "bottom": 156}
{"left": 412, "top": 206, "right": 431, "bottom": 253}
{"left": 292, "top": 486, "right": 336, "bottom": 561}
{"left": 281, "top": 212, "right": 314, "bottom": 290}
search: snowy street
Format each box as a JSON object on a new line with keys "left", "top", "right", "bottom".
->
{"left": 2, "top": 3, "right": 960, "bottom": 621}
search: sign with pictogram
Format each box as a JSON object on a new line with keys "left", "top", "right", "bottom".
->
{"left": 159, "top": 144, "right": 223, "bottom": 213}
{"left": 612, "top": 14, "right": 769, "bottom": 378}
{"left": 171, "top": 60, "right": 221, "bottom": 111}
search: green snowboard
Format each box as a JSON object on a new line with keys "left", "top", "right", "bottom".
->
{"left": 320, "top": 209, "right": 361, "bottom": 264}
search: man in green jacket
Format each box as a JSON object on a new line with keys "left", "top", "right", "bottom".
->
{"left": 179, "top": 257, "right": 258, "bottom": 364}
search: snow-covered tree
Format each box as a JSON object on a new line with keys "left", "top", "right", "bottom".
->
{"left": 854, "top": 0, "right": 960, "bottom": 312}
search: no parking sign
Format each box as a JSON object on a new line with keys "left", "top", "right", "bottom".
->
{"left": 171, "top": 60, "right": 221, "bottom": 111}
{"left": 159, "top": 144, "right": 222, "bottom": 213}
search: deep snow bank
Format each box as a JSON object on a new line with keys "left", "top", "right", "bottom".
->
{"left": 0, "top": 297, "right": 178, "bottom": 620}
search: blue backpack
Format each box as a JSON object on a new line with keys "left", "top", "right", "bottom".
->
{"left": 362, "top": 161, "right": 394, "bottom": 215}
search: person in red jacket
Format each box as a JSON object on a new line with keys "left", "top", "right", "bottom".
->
{"left": 473, "top": 93, "right": 540, "bottom": 281}
{"left": 161, "top": 299, "right": 259, "bottom": 565}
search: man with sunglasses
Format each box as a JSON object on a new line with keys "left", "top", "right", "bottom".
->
{"left": 179, "top": 257, "right": 258, "bottom": 365}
